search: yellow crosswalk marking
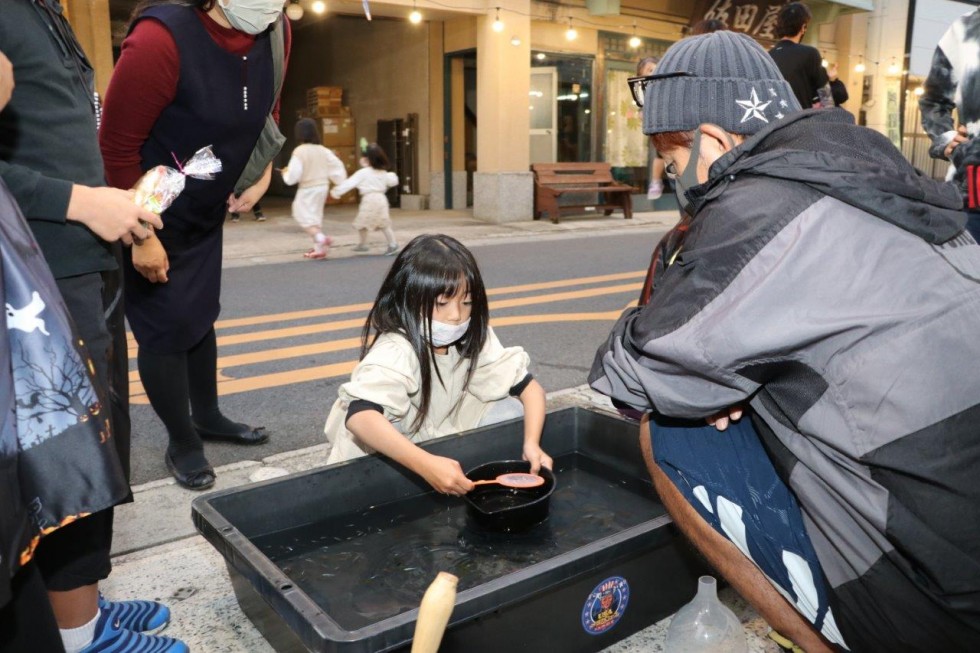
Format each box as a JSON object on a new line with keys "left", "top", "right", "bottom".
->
{"left": 127, "top": 272, "right": 646, "bottom": 403}
{"left": 124, "top": 270, "right": 644, "bottom": 347}
{"left": 130, "top": 309, "right": 631, "bottom": 403}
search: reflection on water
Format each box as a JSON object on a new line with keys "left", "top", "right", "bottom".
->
{"left": 253, "top": 454, "right": 659, "bottom": 631}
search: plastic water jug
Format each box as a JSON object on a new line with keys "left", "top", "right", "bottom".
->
{"left": 664, "top": 575, "right": 748, "bottom": 653}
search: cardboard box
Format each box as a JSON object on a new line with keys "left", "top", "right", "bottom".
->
{"left": 330, "top": 145, "right": 359, "bottom": 173}
{"left": 306, "top": 86, "right": 343, "bottom": 101}
{"left": 320, "top": 116, "right": 356, "bottom": 147}
{"left": 326, "top": 146, "right": 360, "bottom": 205}
{"left": 312, "top": 104, "right": 351, "bottom": 118}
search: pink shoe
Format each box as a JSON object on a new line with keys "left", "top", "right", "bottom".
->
{"left": 303, "top": 249, "right": 327, "bottom": 260}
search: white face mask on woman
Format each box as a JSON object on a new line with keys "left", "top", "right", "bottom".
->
{"left": 426, "top": 318, "right": 471, "bottom": 347}
{"left": 217, "top": 0, "right": 283, "bottom": 35}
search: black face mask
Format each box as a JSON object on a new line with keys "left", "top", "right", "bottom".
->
{"left": 669, "top": 126, "right": 737, "bottom": 216}
{"left": 671, "top": 129, "right": 704, "bottom": 217}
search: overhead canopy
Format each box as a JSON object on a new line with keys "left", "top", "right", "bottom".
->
{"left": 689, "top": 0, "right": 872, "bottom": 44}
{"left": 823, "top": 0, "right": 875, "bottom": 10}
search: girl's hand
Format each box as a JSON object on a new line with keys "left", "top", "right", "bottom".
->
{"left": 522, "top": 443, "right": 552, "bottom": 475}
{"left": 418, "top": 453, "right": 475, "bottom": 496}
{"left": 132, "top": 236, "right": 169, "bottom": 283}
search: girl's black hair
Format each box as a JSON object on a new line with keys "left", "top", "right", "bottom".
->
{"left": 364, "top": 143, "right": 390, "bottom": 170}
{"left": 362, "top": 234, "right": 489, "bottom": 433}
{"left": 129, "top": 1, "right": 215, "bottom": 28}
{"left": 295, "top": 118, "right": 319, "bottom": 144}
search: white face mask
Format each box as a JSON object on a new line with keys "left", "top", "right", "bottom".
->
{"left": 426, "top": 318, "right": 471, "bottom": 347}
{"left": 218, "top": 0, "right": 283, "bottom": 35}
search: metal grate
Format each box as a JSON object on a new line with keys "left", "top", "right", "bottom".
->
{"left": 901, "top": 86, "right": 951, "bottom": 182}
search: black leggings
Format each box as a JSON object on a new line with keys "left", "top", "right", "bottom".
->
{"left": 138, "top": 328, "right": 230, "bottom": 472}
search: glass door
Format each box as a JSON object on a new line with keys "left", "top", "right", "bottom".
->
{"left": 529, "top": 67, "right": 557, "bottom": 163}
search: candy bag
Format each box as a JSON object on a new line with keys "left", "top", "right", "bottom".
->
{"left": 133, "top": 146, "right": 223, "bottom": 215}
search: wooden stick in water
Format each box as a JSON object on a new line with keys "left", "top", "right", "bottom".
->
{"left": 411, "top": 571, "right": 458, "bottom": 653}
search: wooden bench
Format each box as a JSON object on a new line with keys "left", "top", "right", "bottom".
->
{"left": 532, "top": 162, "right": 634, "bottom": 224}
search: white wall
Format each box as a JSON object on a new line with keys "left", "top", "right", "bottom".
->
{"left": 909, "top": 0, "right": 979, "bottom": 76}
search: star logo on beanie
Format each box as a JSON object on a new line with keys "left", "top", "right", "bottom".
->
{"left": 736, "top": 88, "right": 772, "bottom": 124}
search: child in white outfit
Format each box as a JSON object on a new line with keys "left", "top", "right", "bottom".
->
{"left": 329, "top": 143, "right": 399, "bottom": 256}
{"left": 324, "top": 234, "right": 552, "bottom": 495}
{"left": 280, "top": 118, "right": 347, "bottom": 259}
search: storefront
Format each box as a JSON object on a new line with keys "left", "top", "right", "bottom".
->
{"left": 86, "top": 0, "right": 890, "bottom": 220}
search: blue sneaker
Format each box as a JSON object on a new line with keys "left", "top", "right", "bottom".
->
{"left": 98, "top": 594, "right": 170, "bottom": 634}
{"left": 81, "top": 610, "right": 188, "bottom": 653}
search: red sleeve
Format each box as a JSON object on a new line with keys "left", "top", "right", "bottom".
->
{"left": 100, "top": 19, "right": 179, "bottom": 191}
{"left": 273, "top": 16, "right": 292, "bottom": 125}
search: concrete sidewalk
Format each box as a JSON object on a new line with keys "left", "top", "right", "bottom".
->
{"left": 106, "top": 204, "right": 781, "bottom": 652}
{"left": 220, "top": 198, "right": 681, "bottom": 267}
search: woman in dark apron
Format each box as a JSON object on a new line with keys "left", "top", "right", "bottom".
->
{"left": 100, "top": 0, "right": 288, "bottom": 489}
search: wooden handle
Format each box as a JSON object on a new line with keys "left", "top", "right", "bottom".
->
{"left": 471, "top": 479, "right": 498, "bottom": 486}
{"left": 411, "top": 572, "right": 458, "bottom": 653}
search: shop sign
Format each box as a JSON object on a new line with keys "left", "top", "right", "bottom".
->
{"left": 691, "top": 0, "right": 787, "bottom": 43}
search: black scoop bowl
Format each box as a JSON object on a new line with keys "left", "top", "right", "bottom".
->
{"left": 464, "top": 460, "right": 556, "bottom": 533}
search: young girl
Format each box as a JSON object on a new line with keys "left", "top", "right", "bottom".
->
{"left": 324, "top": 234, "right": 552, "bottom": 495}
{"left": 280, "top": 118, "right": 348, "bottom": 259}
{"left": 329, "top": 143, "right": 400, "bottom": 256}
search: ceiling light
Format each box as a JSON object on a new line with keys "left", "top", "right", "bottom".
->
{"left": 535, "top": 52, "right": 546, "bottom": 60}
{"left": 311, "top": 0, "right": 326, "bottom": 15}
{"left": 914, "top": 86, "right": 924, "bottom": 96}
{"left": 409, "top": 1, "right": 422, "bottom": 24}
{"left": 629, "top": 21, "right": 640, "bottom": 49}
{"left": 492, "top": 7, "right": 504, "bottom": 32}
{"left": 511, "top": 36, "right": 521, "bottom": 46}
{"left": 565, "top": 19, "right": 577, "bottom": 41}
{"left": 285, "top": 0, "right": 304, "bottom": 20}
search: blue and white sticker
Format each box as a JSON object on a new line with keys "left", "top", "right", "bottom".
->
{"left": 581, "top": 575, "right": 630, "bottom": 635}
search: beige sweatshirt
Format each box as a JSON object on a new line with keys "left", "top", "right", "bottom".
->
{"left": 324, "top": 327, "right": 530, "bottom": 463}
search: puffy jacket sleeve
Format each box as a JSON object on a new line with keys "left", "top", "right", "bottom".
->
{"left": 589, "top": 303, "right": 756, "bottom": 419}
{"left": 920, "top": 24, "right": 959, "bottom": 160}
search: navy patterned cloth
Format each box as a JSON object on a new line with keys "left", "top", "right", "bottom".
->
{"left": 0, "top": 179, "right": 128, "bottom": 608}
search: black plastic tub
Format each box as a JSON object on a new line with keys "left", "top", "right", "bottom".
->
{"left": 192, "top": 406, "right": 708, "bottom": 653}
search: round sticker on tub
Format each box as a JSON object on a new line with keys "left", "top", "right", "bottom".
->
{"left": 581, "top": 576, "right": 630, "bottom": 635}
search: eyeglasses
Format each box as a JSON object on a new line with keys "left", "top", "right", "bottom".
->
{"left": 627, "top": 71, "right": 695, "bottom": 108}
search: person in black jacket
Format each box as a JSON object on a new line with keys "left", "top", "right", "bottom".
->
{"left": 768, "top": 2, "right": 833, "bottom": 109}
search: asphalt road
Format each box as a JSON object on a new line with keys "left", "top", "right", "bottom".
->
{"left": 128, "top": 230, "right": 667, "bottom": 484}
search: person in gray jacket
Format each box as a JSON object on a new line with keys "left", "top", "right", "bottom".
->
{"left": 592, "top": 30, "right": 979, "bottom": 652}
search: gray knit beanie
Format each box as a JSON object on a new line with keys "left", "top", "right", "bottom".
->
{"left": 642, "top": 30, "right": 801, "bottom": 136}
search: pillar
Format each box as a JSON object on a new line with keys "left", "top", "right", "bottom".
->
{"left": 473, "top": 0, "right": 532, "bottom": 223}
{"left": 63, "top": 0, "right": 115, "bottom": 96}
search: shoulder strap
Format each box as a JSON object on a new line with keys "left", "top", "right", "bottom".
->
{"left": 270, "top": 14, "right": 285, "bottom": 104}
